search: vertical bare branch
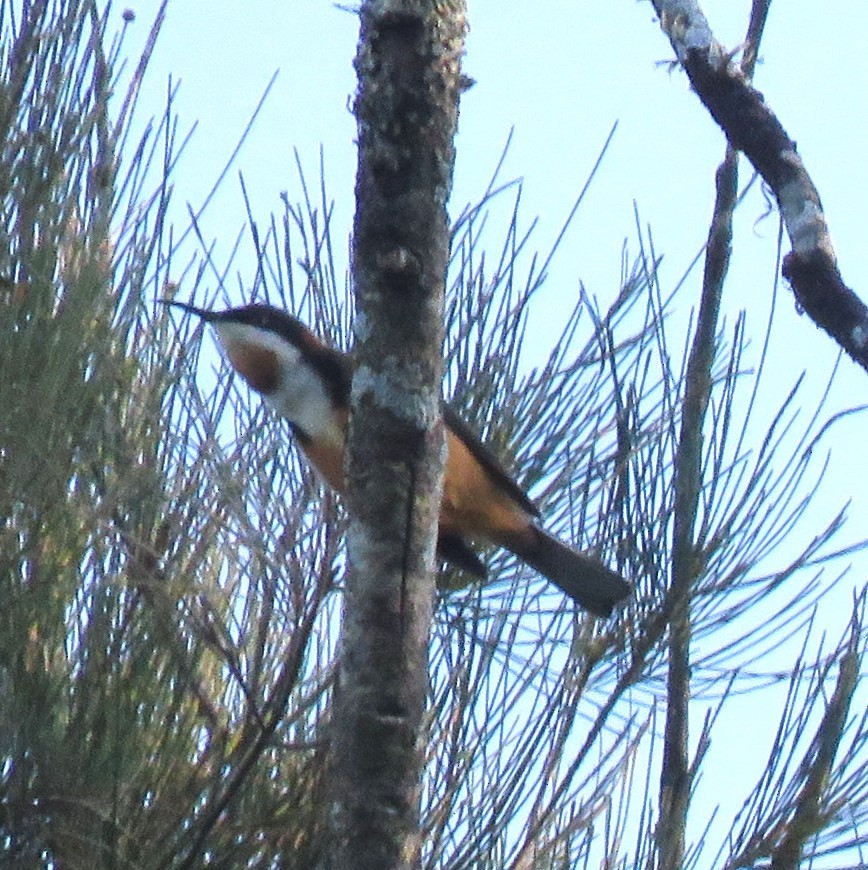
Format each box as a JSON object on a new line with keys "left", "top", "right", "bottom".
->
{"left": 770, "top": 605, "right": 862, "bottom": 870}
{"left": 657, "top": 149, "right": 736, "bottom": 870}
{"left": 656, "top": 6, "right": 770, "bottom": 864}
{"left": 328, "top": 1, "right": 467, "bottom": 867}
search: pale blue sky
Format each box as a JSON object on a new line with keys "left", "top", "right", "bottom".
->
{"left": 121, "top": 0, "right": 867, "bottom": 859}
{"left": 128, "top": 0, "right": 868, "bottom": 601}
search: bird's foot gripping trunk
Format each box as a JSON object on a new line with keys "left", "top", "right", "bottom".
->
{"left": 512, "top": 526, "right": 631, "bottom": 618}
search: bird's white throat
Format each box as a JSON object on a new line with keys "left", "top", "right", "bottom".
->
{"left": 213, "top": 320, "right": 344, "bottom": 445}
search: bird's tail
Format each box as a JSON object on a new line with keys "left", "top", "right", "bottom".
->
{"left": 507, "top": 525, "right": 631, "bottom": 618}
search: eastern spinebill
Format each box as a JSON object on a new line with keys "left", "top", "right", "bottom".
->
{"left": 165, "top": 300, "right": 631, "bottom": 617}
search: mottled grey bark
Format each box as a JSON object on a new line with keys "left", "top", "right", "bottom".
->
{"left": 326, "top": 2, "right": 466, "bottom": 868}
{"left": 652, "top": 0, "right": 868, "bottom": 373}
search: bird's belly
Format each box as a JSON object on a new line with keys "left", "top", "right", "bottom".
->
{"left": 440, "top": 430, "right": 529, "bottom": 545}
{"left": 295, "top": 406, "right": 348, "bottom": 493}
{"left": 298, "top": 435, "right": 346, "bottom": 493}
{"left": 298, "top": 422, "right": 530, "bottom": 547}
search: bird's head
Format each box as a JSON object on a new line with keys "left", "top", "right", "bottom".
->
{"left": 163, "top": 300, "right": 351, "bottom": 439}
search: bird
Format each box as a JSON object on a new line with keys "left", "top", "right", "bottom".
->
{"left": 164, "top": 300, "right": 631, "bottom": 617}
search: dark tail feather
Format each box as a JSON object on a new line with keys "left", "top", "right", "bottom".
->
{"left": 437, "top": 532, "right": 487, "bottom": 579}
{"left": 511, "top": 526, "right": 631, "bottom": 617}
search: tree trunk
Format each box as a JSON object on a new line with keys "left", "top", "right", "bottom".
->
{"left": 326, "top": 2, "right": 466, "bottom": 868}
